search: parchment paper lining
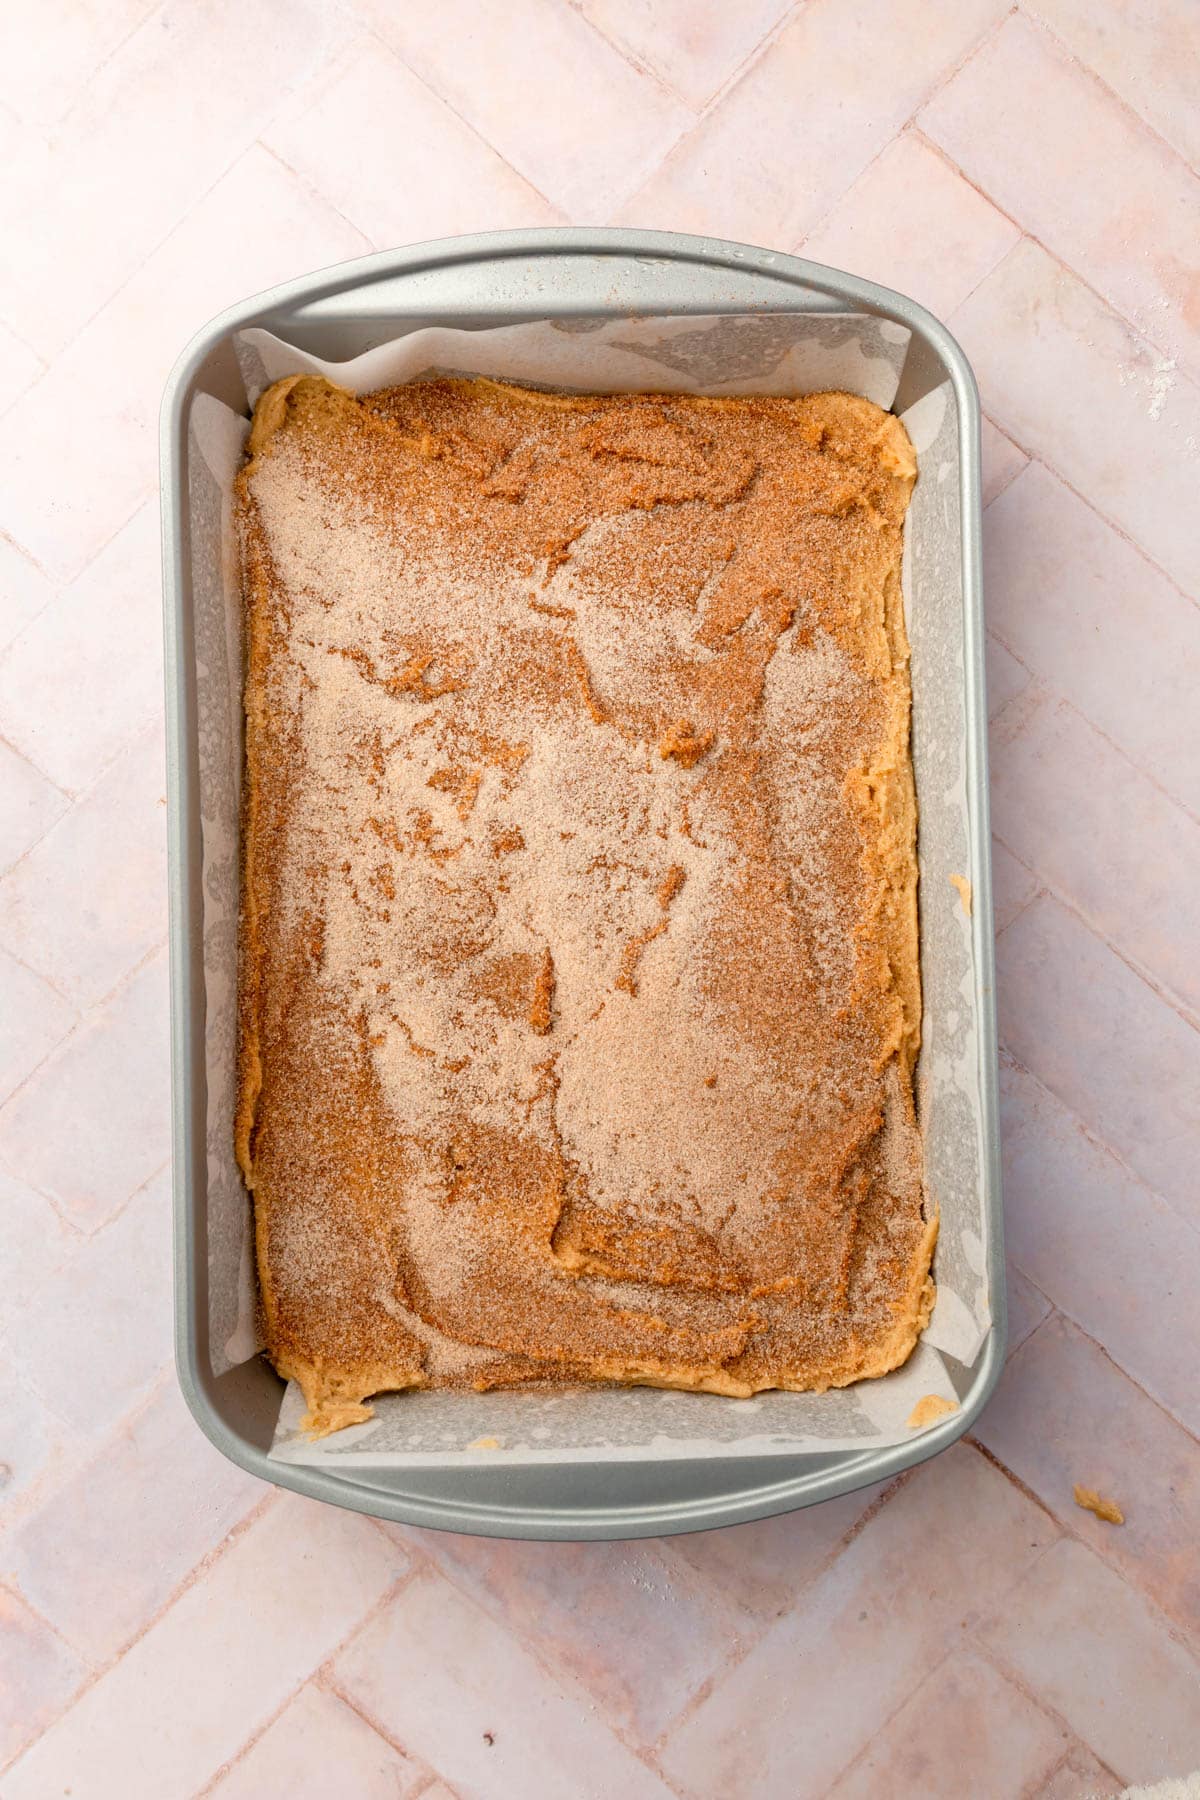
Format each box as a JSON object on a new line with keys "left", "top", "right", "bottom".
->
{"left": 185, "top": 311, "right": 986, "bottom": 1467}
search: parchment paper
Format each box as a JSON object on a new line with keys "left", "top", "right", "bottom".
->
{"left": 186, "top": 312, "right": 987, "bottom": 1467}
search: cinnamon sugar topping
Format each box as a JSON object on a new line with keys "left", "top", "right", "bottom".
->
{"left": 235, "top": 373, "right": 934, "bottom": 1433}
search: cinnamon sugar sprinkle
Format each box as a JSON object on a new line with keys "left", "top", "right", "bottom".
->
{"left": 235, "top": 373, "right": 935, "bottom": 1435}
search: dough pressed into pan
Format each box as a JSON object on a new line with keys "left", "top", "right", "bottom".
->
{"left": 235, "top": 373, "right": 935, "bottom": 1435}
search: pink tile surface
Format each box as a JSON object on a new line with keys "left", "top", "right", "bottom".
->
{"left": 4, "top": 5, "right": 1199, "bottom": 1792}
{"left": 1037, "top": 1744, "right": 1124, "bottom": 1799}
{"left": 980, "top": 1539, "right": 1200, "bottom": 1785}
{"left": 264, "top": 39, "right": 562, "bottom": 246}
{"left": 986, "top": 634, "right": 1032, "bottom": 720}
{"left": 0, "top": 952, "right": 170, "bottom": 1229}
{"left": 365, "top": 0, "right": 692, "bottom": 218}
{"left": 0, "top": 726, "right": 166, "bottom": 1009}
{"left": 208, "top": 1683, "right": 430, "bottom": 1799}
{"left": 1003, "top": 1263, "right": 1052, "bottom": 1356}
{"left": 0, "top": 1375, "right": 62, "bottom": 1511}
{"left": 0, "top": 502, "right": 165, "bottom": 795}
{"left": 977, "top": 1314, "right": 1200, "bottom": 1638}
{"left": 1000, "top": 1056, "right": 1200, "bottom": 1435}
{"left": 0, "top": 1168, "right": 74, "bottom": 1347}
{"left": 951, "top": 240, "right": 1200, "bottom": 597}
{"left": 0, "top": 321, "right": 42, "bottom": 417}
{"left": 622, "top": 0, "right": 1010, "bottom": 243}
{"left": 0, "top": 0, "right": 158, "bottom": 128}
{"left": 990, "top": 839, "right": 1039, "bottom": 936}
{"left": 799, "top": 132, "right": 1020, "bottom": 322}
{"left": 0, "top": 1586, "right": 87, "bottom": 1768}
{"left": 5, "top": 1165, "right": 172, "bottom": 1436}
{"left": 669, "top": 1479, "right": 887, "bottom": 1617}
{"left": 0, "top": 143, "right": 370, "bottom": 583}
{"left": 827, "top": 1650, "right": 1068, "bottom": 1798}
{"left": 578, "top": 0, "right": 793, "bottom": 111}
{"left": 333, "top": 1569, "right": 676, "bottom": 1799}
{"left": 997, "top": 898, "right": 1200, "bottom": 1224}
{"left": 1, "top": 1494, "right": 407, "bottom": 1800}
{"left": 980, "top": 414, "right": 1029, "bottom": 507}
{"left": 660, "top": 1446, "right": 1058, "bottom": 1797}
{"left": 0, "top": 0, "right": 345, "bottom": 358}
{"left": 0, "top": 742, "right": 68, "bottom": 870}
{"left": 1026, "top": 0, "right": 1200, "bottom": 171}
{"left": 922, "top": 14, "right": 1200, "bottom": 382}
{"left": 415, "top": 1530, "right": 756, "bottom": 1744}
{"left": 986, "top": 462, "right": 1200, "bottom": 810}
{"left": 991, "top": 693, "right": 1200, "bottom": 1015}
{"left": 0, "top": 946, "right": 75, "bottom": 1101}
{"left": 0, "top": 535, "right": 53, "bottom": 657}
{"left": 0, "top": 1380, "right": 263, "bottom": 1665}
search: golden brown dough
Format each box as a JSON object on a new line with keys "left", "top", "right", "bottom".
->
{"left": 235, "top": 374, "right": 935, "bottom": 1434}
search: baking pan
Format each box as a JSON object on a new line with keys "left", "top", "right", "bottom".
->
{"left": 161, "top": 228, "right": 1003, "bottom": 1540}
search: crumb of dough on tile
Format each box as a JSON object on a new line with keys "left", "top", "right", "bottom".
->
{"left": 1073, "top": 1484, "right": 1124, "bottom": 1525}
{"left": 949, "top": 872, "right": 972, "bottom": 915}
{"left": 469, "top": 1436, "right": 503, "bottom": 1451}
{"left": 906, "top": 1393, "right": 959, "bottom": 1429}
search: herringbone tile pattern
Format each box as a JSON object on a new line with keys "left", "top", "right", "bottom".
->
{"left": 1, "top": 3, "right": 1198, "bottom": 1794}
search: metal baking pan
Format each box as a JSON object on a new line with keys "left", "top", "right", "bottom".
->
{"left": 161, "top": 227, "right": 1002, "bottom": 1540}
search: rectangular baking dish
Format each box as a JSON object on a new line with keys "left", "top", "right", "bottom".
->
{"left": 161, "top": 228, "right": 1003, "bottom": 1540}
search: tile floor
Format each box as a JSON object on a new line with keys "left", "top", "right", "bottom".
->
{"left": 1, "top": 3, "right": 1198, "bottom": 1795}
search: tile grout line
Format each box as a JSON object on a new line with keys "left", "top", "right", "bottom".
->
{"left": 610, "top": 0, "right": 1011, "bottom": 229}
{"left": 0, "top": 479, "right": 156, "bottom": 632}
{"left": 623, "top": 0, "right": 1018, "bottom": 240}
{"left": 992, "top": 826, "right": 1200, "bottom": 1038}
{"left": 817, "top": 1626, "right": 1067, "bottom": 1798}
{"left": 393, "top": 1547, "right": 692, "bottom": 1784}
{"left": 985, "top": 602, "right": 1200, "bottom": 829}
{"left": 0, "top": 932, "right": 170, "bottom": 1136}
{"left": 651, "top": 1467, "right": 922, "bottom": 1757}
{"left": 967, "top": 1436, "right": 1064, "bottom": 1527}
{"left": 786, "top": 116, "right": 1019, "bottom": 348}
{"left": 989, "top": 1307, "right": 1200, "bottom": 1460}
{"left": 928, "top": 135, "right": 1200, "bottom": 405}
{"left": 895, "top": 3, "right": 1018, "bottom": 123}
{"left": 0, "top": 1491, "right": 282, "bottom": 1782}
{"left": 578, "top": 0, "right": 806, "bottom": 124}
{"left": 36, "top": 0, "right": 163, "bottom": 137}
{"left": 0, "top": 728, "right": 73, "bottom": 803}
{"left": 0, "top": 1574, "right": 97, "bottom": 1678}
{"left": 1012, "top": 1277, "right": 1200, "bottom": 1451}
{"left": 813, "top": 1440, "right": 1073, "bottom": 1793}
{"left": 254, "top": 140, "right": 374, "bottom": 255}
{"left": 0, "top": 1364, "right": 178, "bottom": 1549}
{"left": 0, "top": 312, "right": 46, "bottom": 369}
{"left": 349, "top": 22, "right": 571, "bottom": 220}
{"left": 1036, "top": 471, "right": 1199, "bottom": 615}
{"left": 2, "top": 0, "right": 363, "bottom": 396}
{"left": 1, "top": 7, "right": 365, "bottom": 378}
{"left": 789, "top": 129, "right": 906, "bottom": 250}
{"left": 968, "top": 1633, "right": 1127, "bottom": 1788}
{"left": 1027, "top": 1743, "right": 1124, "bottom": 1798}
{"left": 0, "top": 525, "right": 58, "bottom": 590}
{"left": 190, "top": 1563, "right": 421, "bottom": 1799}
{"left": 560, "top": 0, "right": 701, "bottom": 112}
{"left": 983, "top": 436, "right": 1200, "bottom": 617}
{"left": 1019, "top": 1, "right": 1200, "bottom": 182}
{"left": 0, "top": 1148, "right": 84, "bottom": 1240}
{"left": 997, "top": 1044, "right": 1200, "bottom": 1249}
{"left": 974, "top": 1524, "right": 1200, "bottom": 1687}
{"left": 980, "top": 424, "right": 1029, "bottom": 507}
{"left": 0, "top": 938, "right": 79, "bottom": 1013}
